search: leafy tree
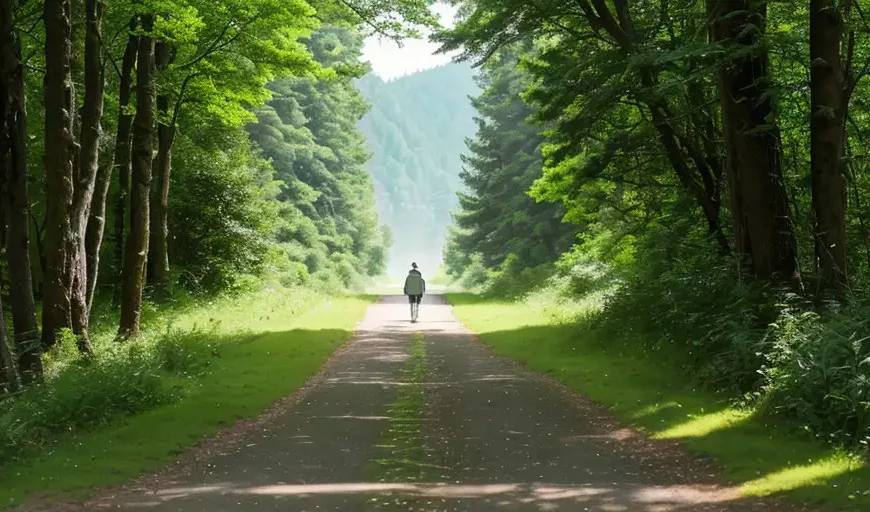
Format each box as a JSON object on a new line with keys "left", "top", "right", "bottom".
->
{"left": 438, "top": 0, "right": 731, "bottom": 256}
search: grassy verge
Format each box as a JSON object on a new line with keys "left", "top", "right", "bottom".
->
{"left": 447, "top": 293, "right": 870, "bottom": 511}
{"left": 0, "top": 290, "right": 373, "bottom": 507}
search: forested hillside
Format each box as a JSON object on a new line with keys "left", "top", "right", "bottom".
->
{"left": 357, "top": 63, "right": 479, "bottom": 276}
{"left": 441, "top": 0, "right": 870, "bottom": 453}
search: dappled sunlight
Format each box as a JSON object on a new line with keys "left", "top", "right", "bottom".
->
{"left": 740, "top": 454, "right": 863, "bottom": 497}
{"left": 120, "top": 480, "right": 745, "bottom": 511}
{"left": 631, "top": 402, "right": 683, "bottom": 420}
{"left": 653, "top": 409, "right": 751, "bottom": 440}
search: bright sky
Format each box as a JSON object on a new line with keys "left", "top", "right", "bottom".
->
{"left": 361, "top": 3, "right": 459, "bottom": 80}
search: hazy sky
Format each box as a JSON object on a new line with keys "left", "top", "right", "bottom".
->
{"left": 361, "top": 3, "right": 459, "bottom": 80}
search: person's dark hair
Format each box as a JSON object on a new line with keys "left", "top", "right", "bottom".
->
{"left": 411, "top": 262, "right": 418, "bottom": 269}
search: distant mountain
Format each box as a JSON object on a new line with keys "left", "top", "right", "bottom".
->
{"left": 357, "top": 63, "right": 480, "bottom": 277}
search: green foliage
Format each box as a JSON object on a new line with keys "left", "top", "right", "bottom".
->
{"left": 170, "top": 127, "right": 282, "bottom": 293}
{"left": 760, "top": 302, "right": 870, "bottom": 448}
{"left": 478, "top": 255, "right": 553, "bottom": 299}
{"left": 443, "top": 46, "right": 575, "bottom": 284}
{"left": 453, "top": 253, "right": 489, "bottom": 291}
{"left": 248, "top": 27, "right": 388, "bottom": 290}
{"left": 0, "top": 327, "right": 217, "bottom": 464}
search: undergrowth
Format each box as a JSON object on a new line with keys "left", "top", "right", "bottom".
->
{"left": 0, "top": 327, "right": 217, "bottom": 464}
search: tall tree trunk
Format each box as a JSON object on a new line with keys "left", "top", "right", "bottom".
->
{"left": 148, "top": 106, "right": 172, "bottom": 288}
{"left": 708, "top": 0, "right": 799, "bottom": 280}
{"left": 111, "top": 21, "right": 138, "bottom": 306}
{"left": 0, "top": 0, "right": 22, "bottom": 392}
{"left": 1, "top": 0, "right": 42, "bottom": 383}
{"left": 85, "top": 161, "right": 110, "bottom": 313}
{"left": 68, "top": 0, "right": 103, "bottom": 353}
{"left": 148, "top": 41, "right": 174, "bottom": 292}
{"left": 810, "top": 0, "right": 847, "bottom": 291}
{"left": 81, "top": 0, "right": 111, "bottom": 315}
{"left": 42, "top": 0, "right": 77, "bottom": 347}
{"left": 118, "top": 15, "right": 155, "bottom": 339}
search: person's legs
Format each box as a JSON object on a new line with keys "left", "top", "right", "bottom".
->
{"left": 409, "top": 295, "right": 421, "bottom": 321}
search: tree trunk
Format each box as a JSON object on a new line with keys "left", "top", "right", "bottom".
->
{"left": 111, "top": 21, "right": 138, "bottom": 306}
{"left": 148, "top": 41, "right": 174, "bottom": 292}
{"left": 42, "top": 0, "right": 77, "bottom": 347}
{"left": 708, "top": 0, "right": 799, "bottom": 280}
{"left": 118, "top": 15, "right": 155, "bottom": 339}
{"left": 0, "top": 0, "right": 42, "bottom": 383}
{"left": 83, "top": 2, "right": 120, "bottom": 315}
{"left": 0, "top": 292, "right": 19, "bottom": 392}
{"left": 640, "top": 69, "right": 728, "bottom": 253}
{"left": 85, "top": 163, "right": 110, "bottom": 314}
{"left": 68, "top": 0, "right": 103, "bottom": 353}
{"left": 0, "top": 0, "right": 21, "bottom": 392}
{"left": 148, "top": 108, "right": 172, "bottom": 289}
{"left": 810, "top": 0, "right": 847, "bottom": 291}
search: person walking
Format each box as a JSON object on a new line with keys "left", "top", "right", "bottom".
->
{"left": 403, "top": 262, "right": 426, "bottom": 322}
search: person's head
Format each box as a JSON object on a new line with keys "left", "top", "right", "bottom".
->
{"left": 411, "top": 262, "right": 418, "bottom": 270}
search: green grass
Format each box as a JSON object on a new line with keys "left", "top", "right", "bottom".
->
{"left": 371, "top": 332, "right": 430, "bottom": 483}
{"left": 447, "top": 293, "right": 870, "bottom": 511}
{"left": 0, "top": 290, "right": 374, "bottom": 507}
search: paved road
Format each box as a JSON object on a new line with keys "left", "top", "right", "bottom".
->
{"left": 100, "top": 295, "right": 796, "bottom": 511}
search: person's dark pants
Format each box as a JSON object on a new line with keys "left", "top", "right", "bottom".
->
{"left": 408, "top": 295, "right": 422, "bottom": 305}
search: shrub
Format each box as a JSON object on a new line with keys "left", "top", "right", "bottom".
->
{"left": 0, "top": 327, "right": 219, "bottom": 464}
{"left": 458, "top": 254, "right": 490, "bottom": 291}
{"left": 759, "top": 302, "right": 870, "bottom": 447}
{"left": 484, "top": 255, "right": 554, "bottom": 299}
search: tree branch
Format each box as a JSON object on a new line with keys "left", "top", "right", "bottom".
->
{"left": 170, "top": 71, "right": 198, "bottom": 131}
{"left": 178, "top": 14, "right": 260, "bottom": 70}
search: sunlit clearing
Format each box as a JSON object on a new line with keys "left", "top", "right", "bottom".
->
{"left": 652, "top": 409, "right": 750, "bottom": 440}
{"left": 740, "top": 454, "right": 862, "bottom": 497}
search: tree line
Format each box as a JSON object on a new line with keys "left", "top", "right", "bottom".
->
{"left": 0, "top": 0, "right": 433, "bottom": 391}
{"left": 441, "top": 0, "right": 869, "bottom": 294}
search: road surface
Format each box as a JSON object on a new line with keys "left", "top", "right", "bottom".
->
{"left": 96, "top": 295, "right": 799, "bottom": 511}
